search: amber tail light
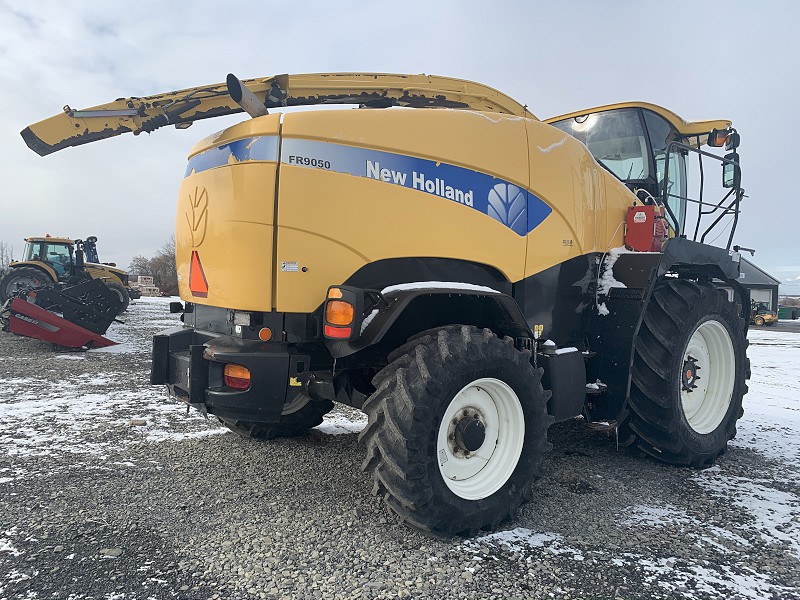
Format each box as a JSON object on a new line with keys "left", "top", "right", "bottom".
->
{"left": 224, "top": 364, "right": 251, "bottom": 390}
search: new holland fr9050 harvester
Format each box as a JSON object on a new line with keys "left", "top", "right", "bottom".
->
{"left": 22, "top": 73, "right": 748, "bottom": 535}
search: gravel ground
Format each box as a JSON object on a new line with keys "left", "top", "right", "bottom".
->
{"left": 1, "top": 297, "right": 798, "bottom": 600}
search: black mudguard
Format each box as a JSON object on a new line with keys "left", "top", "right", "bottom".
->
{"left": 325, "top": 288, "right": 532, "bottom": 359}
{"left": 586, "top": 238, "right": 747, "bottom": 423}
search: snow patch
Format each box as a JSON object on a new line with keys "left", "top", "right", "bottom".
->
{"left": 360, "top": 309, "right": 379, "bottom": 334}
{"left": 315, "top": 412, "right": 367, "bottom": 435}
{"left": 596, "top": 247, "right": 629, "bottom": 296}
{"left": 554, "top": 346, "right": 578, "bottom": 355}
{"left": 0, "top": 537, "right": 23, "bottom": 557}
{"left": 465, "top": 527, "right": 585, "bottom": 561}
{"left": 694, "top": 471, "right": 800, "bottom": 557}
{"left": 381, "top": 281, "right": 500, "bottom": 295}
{"left": 537, "top": 137, "right": 568, "bottom": 154}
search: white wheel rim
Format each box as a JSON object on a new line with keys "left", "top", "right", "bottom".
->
{"left": 436, "top": 377, "right": 525, "bottom": 500}
{"left": 680, "top": 319, "right": 735, "bottom": 434}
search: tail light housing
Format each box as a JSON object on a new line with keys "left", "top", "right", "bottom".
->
{"left": 323, "top": 286, "right": 363, "bottom": 340}
{"left": 323, "top": 286, "right": 389, "bottom": 341}
{"left": 224, "top": 364, "right": 251, "bottom": 390}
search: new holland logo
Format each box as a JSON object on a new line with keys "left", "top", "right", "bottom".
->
{"left": 185, "top": 186, "right": 209, "bottom": 248}
{"left": 487, "top": 183, "right": 526, "bottom": 231}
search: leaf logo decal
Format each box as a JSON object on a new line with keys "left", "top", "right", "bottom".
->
{"left": 487, "top": 183, "right": 526, "bottom": 232}
{"left": 185, "top": 186, "right": 208, "bottom": 248}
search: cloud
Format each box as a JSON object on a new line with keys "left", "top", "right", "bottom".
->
{"left": 1, "top": 0, "right": 798, "bottom": 276}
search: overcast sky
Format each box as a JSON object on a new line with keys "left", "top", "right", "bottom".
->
{"left": 1, "top": 1, "right": 798, "bottom": 292}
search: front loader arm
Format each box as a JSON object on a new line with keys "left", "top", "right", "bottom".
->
{"left": 21, "top": 72, "right": 534, "bottom": 156}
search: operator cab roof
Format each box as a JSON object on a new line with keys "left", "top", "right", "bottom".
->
{"left": 25, "top": 236, "right": 74, "bottom": 244}
{"left": 545, "top": 102, "right": 731, "bottom": 146}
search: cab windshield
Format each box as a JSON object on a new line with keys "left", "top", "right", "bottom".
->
{"left": 550, "top": 107, "right": 688, "bottom": 230}
{"left": 22, "top": 242, "right": 38, "bottom": 261}
{"left": 550, "top": 109, "right": 650, "bottom": 181}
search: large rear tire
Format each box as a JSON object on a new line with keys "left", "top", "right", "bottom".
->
{"left": 360, "top": 325, "right": 552, "bottom": 536}
{"left": 623, "top": 280, "right": 748, "bottom": 467}
{"left": 219, "top": 393, "right": 334, "bottom": 440}
{"left": 105, "top": 281, "right": 130, "bottom": 314}
{"left": 0, "top": 267, "right": 54, "bottom": 303}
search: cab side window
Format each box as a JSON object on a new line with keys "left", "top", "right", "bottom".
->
{"left": 43, "top": 243, "right": 71, "bottom": 276}
{"left": 642, "top": 111, "right": 686, "bottom": 230}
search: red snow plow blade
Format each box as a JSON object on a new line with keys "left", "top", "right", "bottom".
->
{"left": 6, "top": 297, "right": 117, "bottom": 348}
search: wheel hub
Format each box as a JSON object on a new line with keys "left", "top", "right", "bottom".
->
{"left": 681, "top": 356, "right": 700, "bottom": 392}
{"left": 436, "top": 378, "right": 525, "bottom": 500}
{"left": 454, "top": 414, "right": 486, "bottom": 452}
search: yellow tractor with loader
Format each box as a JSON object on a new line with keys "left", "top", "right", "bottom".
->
{"left": 22, "top": 73, "right": 749, "bottom": 536}
{"left": 0, "top": 235, "right": 131, "bottom": 313}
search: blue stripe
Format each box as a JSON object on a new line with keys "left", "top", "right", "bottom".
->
{"left": 185, "top": 136, "right": 279, "bottom": 177}
{"left": 184, "top": 134, "right": 552, "bottom": 236}
{"left": 281, "top": 138, "right": 551, "bottom": 236}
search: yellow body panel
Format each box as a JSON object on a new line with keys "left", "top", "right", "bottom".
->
{"left": 84, "top": 264, "right": 125, "bottom": 286}
{"left": 175, "top": 115, "right": 282, "bottom": 311}
{"left": 275, "top": 167, "right": 528, "bottom": 312}
{"left": 174, "top": 107, "right": 644, "bottom": 313}
{"left": 279, "top": 108, "right": 531, "bottom": 177}
{"left": 520, "top": 120, "right": 634, "bottom": 277}
{"left": 274, "top": 109, "right": 531, "bottom": 312}
{"left": 188, "top": 118, "right": 280, "bottom": 160}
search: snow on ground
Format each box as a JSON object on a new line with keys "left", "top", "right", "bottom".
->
{"left": 464, "top": 327, "right": 800, "bottom": 599}
{"left": 315, "top": 410, "right": 367, "bottom": 435}
{"left": 1, "top": 298, "right": 798, "bottom": 598}
{"left": 732, "top": 328, "right": 800, "bottom": 463}
{"left": 0, "top": 297, "right": 367, "bottom": 466}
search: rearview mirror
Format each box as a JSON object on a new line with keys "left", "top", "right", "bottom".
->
{"left": 723, "top": 152, "right": 740, "bottom": 188}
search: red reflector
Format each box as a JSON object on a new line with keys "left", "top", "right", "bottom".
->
{"left": 189, "top": 250, "right": 209, "bottom": 297}
{"left": 324, "top": 324, "right": 352, "bottom": 339}
{"left": 224, "top": 364, "right": 251, "bottom": 390}
{"left": 225, "top": 376, "right": 250, "bottom": 390}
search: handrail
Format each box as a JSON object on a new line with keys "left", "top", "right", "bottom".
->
{"left": 661, "top": 141, "right": 743, "bottom": 250}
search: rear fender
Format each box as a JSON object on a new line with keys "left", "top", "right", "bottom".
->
{"left": 84, "top": 265, "right": 124, "bottom": 286}
{"left": 9, "top": 262, "right": 58, "bottom": 282}
{"left": 325, "top": 287, "right": 532, "bottom": 359}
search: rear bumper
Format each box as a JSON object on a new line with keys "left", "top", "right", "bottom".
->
{"left": 151, "top": 326, "right": 311, "bottom": 423}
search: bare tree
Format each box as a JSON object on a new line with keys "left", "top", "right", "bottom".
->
{"left": 127, "top": 255, "right": 152, "bottom": 276}
{"left": 0, "top": 241, "right": 14, "bottom": 270}
{"left": 126, "top": 237, "right": 178, "bottom": 295}
{"left": 149, "top": 237, "right": 178, "bottom": 295}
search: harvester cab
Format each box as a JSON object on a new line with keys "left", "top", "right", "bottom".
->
{"left": 22, "top": 72, "right": 752, "bottom": 536}
{"left": 547, "top": 103, "right": 743, "bottom": 249}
